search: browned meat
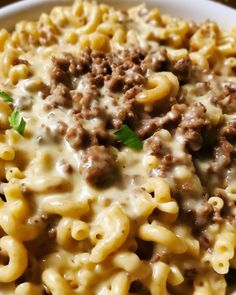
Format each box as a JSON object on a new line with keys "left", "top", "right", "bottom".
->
{"left": 55, "top": 121, "right": 68, "bottom": 136}
{"left": 59, "top": 160, "right": 74, "bottom": 174}
{"left": 107, "top": 75, "right": 124, "bottom": 92}
{"left": 47, "top": 83, "right": 72, "bottom": 108}
{"left": 221, "top": 120, "right": 236, "bottom": 139}
{"left": 138, "top": 103, "right": 186, "bottom": 138}
{"left": 141, "top": 48, "right": 167, "bottom": 72}
{"left": 194, "top": 201, "right": 213, "bottom": 227}
{"left": 80, "top": 146, "right": 119, "bottom": 187}
{"left": 210, "top": 138, "right": 233, "bottom": 173}
{"left": 51, "top": 56, "right": 72, "bottom": 88}
{"left": 65, "top": 125, "right": 87, "bottom": 150}
{"left": 157, "top": 154, "right": 176, "bottom": 177}
{"left": 171, "top": 56, "right": 192, "bottom": 83}
{"left": 123, "top": 85, "right": 142, "bottom": 100}
{"left": 211, "top": 82, "right": 236, "bottom": 114}
{"left": 178, "top": 103, "right": 208, "bottom": 151}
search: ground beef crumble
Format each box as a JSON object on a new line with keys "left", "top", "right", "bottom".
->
{"left": 80, "top": 146, "right": 120, "bottom": 187}
{"left": 41, "top": 45, "right": 236, "bottom": 226}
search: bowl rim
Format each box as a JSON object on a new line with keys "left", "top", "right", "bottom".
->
{"left": 1, "top": 0, "right": 236, "bottom": 17}
{"left": 0, "top": 0, "right": 236, "bottom": 30}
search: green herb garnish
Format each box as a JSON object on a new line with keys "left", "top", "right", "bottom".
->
{"left": 8, "top": 109, "right": 26, "bottom": 135}
{"left": 114, "top": 124, "right": 143, "bottom": 150}
{"left": 0, "top": 91, "right": 13, "bottom": 102}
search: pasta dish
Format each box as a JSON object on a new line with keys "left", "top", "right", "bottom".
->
{"left": 0, "top": 0, "right": 236, "bottom": 294}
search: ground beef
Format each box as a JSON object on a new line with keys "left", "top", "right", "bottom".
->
{"left": 47, "top": 83, "right": 72, "bottom": 108}
{"left": 51, "top": 56, "right": 73, "bottom": 88}
{"left": 171, "top": 56, "right": 192, "bottom": 83}
{"left": 45, "top": 48, "right": 193, "bottom": 151}
{"left": 137, "top": 103, "right": 186, "bottom": 139}
{"left": 44, "top": 47, "right": 236, "bottom": 229}
{"left": 90, "top": 126, "right": 112, "bottom": 146}
{"left": 59, "top": 160, "right": 74, "bottom": 174}
{"left": 220, "top": 120, "right": 236, "bottom": 140}
{"left": 65, "top": 124, "right": 87, "bottom": 150}
{"left": 178, "top": 103, "right": 208, "bottom": 151}
{"left": 194, "top": 200, "right": 213, "bottom": 227}
{"left": 211, "top": 82, "right": 236, "bottom": 114}
{"left": 157, "top": 154, "right": 176, "bottom": 177}
{"left": 141, "top": 48, "right": 167, "bottom": 73}
{"left": 80, "top": 146, "right": 119, "bottom": 187}
{"left": 55, "top": 121, "right": 68, "bottom": 136}
{"left": 107, "top": 75, "right": 124, "bottom": 92}
{"left": 210, "top": 138, "right": 233, "bottom": 173}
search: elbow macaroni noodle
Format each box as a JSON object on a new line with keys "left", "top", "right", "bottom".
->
{"left": 0, "top": 0, "right": 235, "bottom": 294}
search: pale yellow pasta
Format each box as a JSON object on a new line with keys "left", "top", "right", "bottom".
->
{"left": 1, "top": 49, "right": 20, "bottom": 77}
{"left": 218, "top": 34, "right": 236, "bottom": 56}
{"left": 4, "top": 129, "right": 21, "bottom": 145}
{"left": 150, "top": 261, "right": 169, "bottom": 295}
{"left": 190, "top": 21, "right": 218, "bottom": 56}
{"left": 79, "top": 32, "right": 110, "bottom": 52}
{"left": 136, "top": 73, "right": 173, "bottom": 104}
{"left": 15, "top": 283, "right": 42, "bottom": 295}
{"left": 112, "top": 251, "right": 142, "bottom": 273}
{"left": 90, "top": 205, "right": 130, "bottom": 263}
{"left": 189, "top": 51, "right": 209, "bottom": 70}
{"left": 193, "top": 273, "right": 226, "bottom": 295}
{"left": 50, "top": 6, "right": 68, "bottom": 26}
{"left": 0, "top": 143, "right": 15, "bottom": 161}
{"left": 43, "top": 196, "right": 90, "bottom": 218}
{"left": 97, "top": 22, "right": 126, "bottom": 44}
{"left": 185, "top": 237, "right": 200, "bottom": 257}
{"left": 22, "top": 175, "right": 71, "bottom": 193}
{"left": 225, "top": 181, "right": 236, "bottom": 201}
{"left": 130, "top": 189, "right": 156, "bottom": 218}
{"left": 9, "top": 64, "right": 29, "bottom": 84}
{"left": 138, "top": 221, "right": 187, "bottom": 254}
{"left": 211, "top": 232, "right": 236, "bottom": 274}
{"left": 56, "top": 217, "right": 74, "bottom": 248}
{"left": 193, "top": 275, "right": 213, "bottom": 295}
{"left": 156, "top": 200, "right": 179, "bottom": 214}
{"left": 42, "top": 269, "right": 77, "bottom": 295}
{"left": 71, "top": 220, "right": 90, "bottom": 241}
{"left": 0, "top": 236, "right": 27, "bottom": 283}
{"left": 0, "top": 29, "right": 9, "bottom": 51}
{"left": 0, "top": 184, "right": 41, "bottom": 241}
{"left": 144, "top": 176, "right": 171, "bottom": 202}
{"left": 167, "top": 265, "right": 184, "bottom": 286}
{"left": 65, "top": 31, "right": 78, "bottom": 44}
{"left": 208, "top": 196, "right": 224, "bottom": 211}
{"left": 77, "top": 2, "right": 102, "bottom": 35}
{"left": 107, "top": 272, "right": 130, "bottom": 295}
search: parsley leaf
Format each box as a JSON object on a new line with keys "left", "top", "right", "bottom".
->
{"left": 0, "top": 91, "right": 13, "bottom": 102}
{"left": 8, "top": 109, "right": 26, "bottom": 135}
{"left": 114, "top": 124, "right": 143, "bottom": 150}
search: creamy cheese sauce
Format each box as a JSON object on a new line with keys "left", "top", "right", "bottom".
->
{"left": 0, "top": 1, "right": 236, "bottom": 295}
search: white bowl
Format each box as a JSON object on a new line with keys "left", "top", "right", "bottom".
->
{"left": 0, "top": 0, "right": 236, "bottom": 31}
{"left": 0, "top": 1, "right": 236, "bottom": 294}
{"left": 0, "top": 0, "right": 236, "bottom": 295}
